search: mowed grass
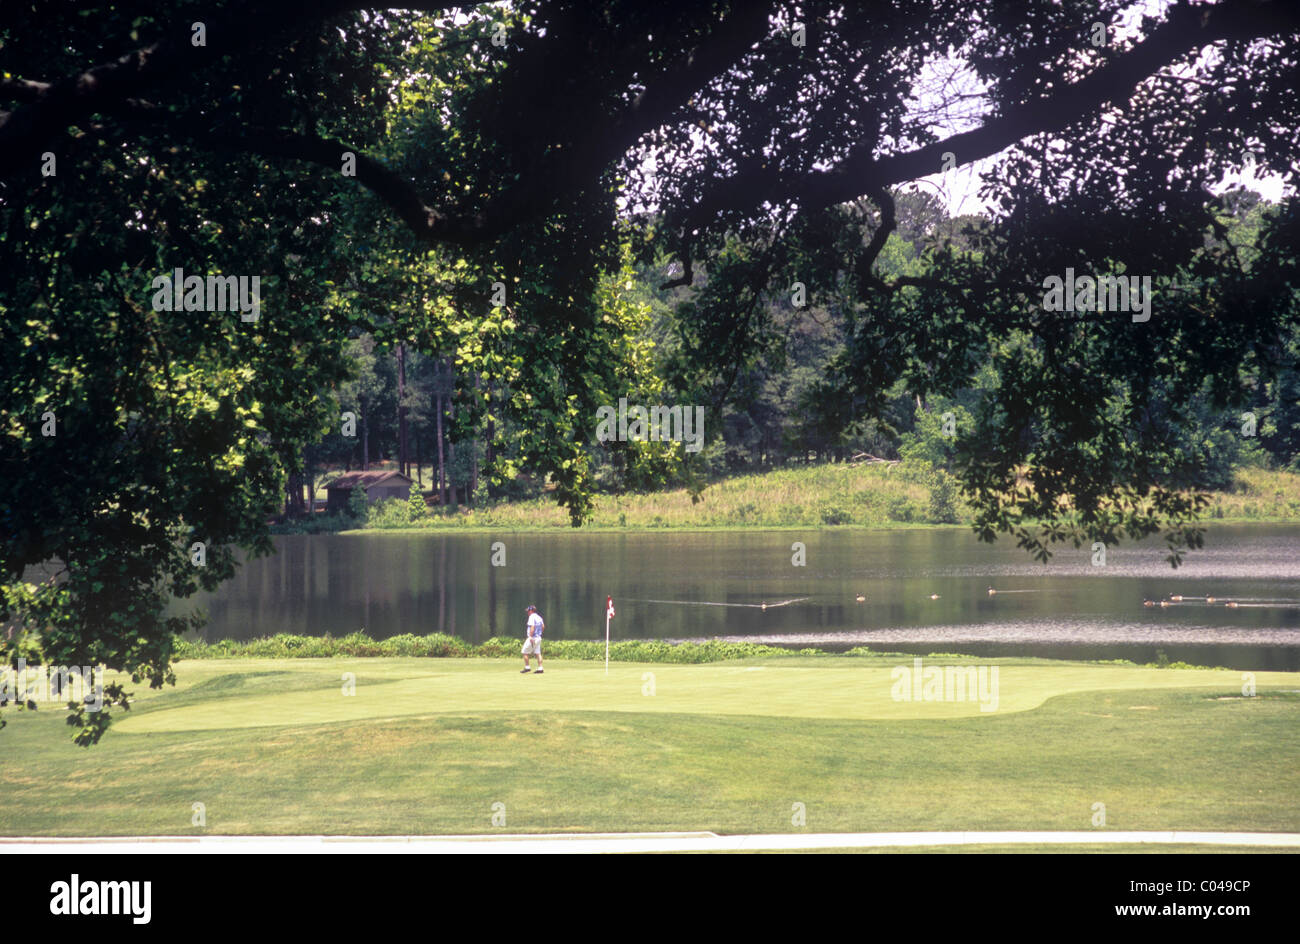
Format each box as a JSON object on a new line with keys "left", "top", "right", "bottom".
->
{"left": 112, "top": 658, "right": 1280, "bottom": 730}
{"left": 1, "top": 655, "right": 1297, "bottom": 837}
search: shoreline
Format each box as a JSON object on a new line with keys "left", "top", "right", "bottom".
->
{"left": 320, "top": 516, "right": 1300, "bottom": 536}
{"left": 669, "top": 627, "right": 1300, "bottom": 648}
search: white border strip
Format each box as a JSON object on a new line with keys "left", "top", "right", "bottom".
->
{"left": 4, "top": 831, "right": 1299, "bottom": 853}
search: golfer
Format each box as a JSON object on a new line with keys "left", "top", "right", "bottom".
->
{"left": 521, "top": 605, "right": 545, "bottom": 674}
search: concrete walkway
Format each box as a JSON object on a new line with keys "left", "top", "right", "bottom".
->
{"left": 6, "top": 830, "right": 1300, "bottom": 853}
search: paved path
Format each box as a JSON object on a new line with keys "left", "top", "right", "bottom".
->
{"left": 6, "top": 831, "right": 1300, "bottom": 853}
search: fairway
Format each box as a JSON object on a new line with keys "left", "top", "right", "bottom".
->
{"left": 4, "top": 652, "right": 1299, "bottom": 838}
{"left": 112, "top": 656, "right": 1293, "bottom": 733}
{"left": 5, "top": 831, "right": 1299, "bottom": 854}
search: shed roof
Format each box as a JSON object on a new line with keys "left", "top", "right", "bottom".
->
{"left": 325, "top": 470, "right": 413, "bottom": 490}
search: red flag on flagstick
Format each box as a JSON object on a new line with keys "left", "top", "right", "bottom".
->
{"left": 605, "top": 596, "right": 615, "bottom": 675}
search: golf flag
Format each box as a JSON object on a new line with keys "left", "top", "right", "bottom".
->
{"left": 605, "top": 596, "right": 615, "bottom": 675}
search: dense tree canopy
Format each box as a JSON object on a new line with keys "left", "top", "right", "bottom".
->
{"left": 3, "top": 0, "right": 1298, "bottom": 740}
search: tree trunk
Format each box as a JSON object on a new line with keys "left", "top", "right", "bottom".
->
{"left": 485, "top": 377, "right": 498, "bottom": 500}
{"left": 361, "top": 398, "right": 370, "bottom": 471}
{"left": 396, "top": 343, "right": 408, "bottom": 477}
{"left": 449, "top": 444, "right": 458, "bottom": 506}
{"left": 448, "top": 386, "right": 458, "bottom": 507}
{"left": 283, "top": 467, "right": 305, "bottom": 519}
{"left": 468, "top": 378, "right": 479, "bottom": 508}
{"left": 304, "top": 452, "right": 314, "bottom": 514}
{"left": 435, "top": 387, "right": 445, "bottom": 506}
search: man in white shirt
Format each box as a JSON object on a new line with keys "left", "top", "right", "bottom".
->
{"left": 521, "top": 605, "right": 545, "bottom": 674}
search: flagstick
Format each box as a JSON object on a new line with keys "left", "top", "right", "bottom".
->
{"left": 605, "top": 609, "right": 611, "bottom": 676}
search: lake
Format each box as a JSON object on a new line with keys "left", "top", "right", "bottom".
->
{"left": 180, "top": 524, "right": 1300, "bottom": 670}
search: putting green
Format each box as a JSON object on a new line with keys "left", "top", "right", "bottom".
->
{"left": 112, "top": 658, "right": 1296, "bottom": 733}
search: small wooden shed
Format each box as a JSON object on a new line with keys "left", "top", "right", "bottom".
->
{"left": 324, "top": 470, "right": 414, "bottom": 514}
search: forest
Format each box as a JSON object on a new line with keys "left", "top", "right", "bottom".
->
{"left": 304, "top": 185, "right": 1295, "bottom": 511}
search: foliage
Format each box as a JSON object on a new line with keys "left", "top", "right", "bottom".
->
{"left": 407, "top": 482, "right": 428, "bottom": 524}
{"left": 5, "top": 1, "right": 1300, "bottom": 740}
{"left": 366, "top": 498, "right": 413, "bottom": 529}
{"left": 898, "top": 400, "right": 971, "bottom": 471}
{"left": 346, "top": 485, "right": 369, "bottom": 523}
{"left": 927, "top": 469, "right": 963, "bottom": 525}
{"left": 174, "top": 632, "right": 806, "bottom": 663}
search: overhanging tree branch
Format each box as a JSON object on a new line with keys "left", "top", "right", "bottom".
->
{"left": 676, "top": 0, "right": 1300, "bottom": 232}
{"left": 0, "top": 1, "right": 461, "bottom": 181}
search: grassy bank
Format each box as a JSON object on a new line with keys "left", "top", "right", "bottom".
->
{"left": 2, "top": 654, "right": 1296, "bottom": 836}
{"left": 1209, "top": 466, "right": 1300, "bottom": 520}
{"left": 481, "top": 462, "right": 945, "bottom": 529}
{"left": 309, "top": 462, "right": 1300, "bottom": 532}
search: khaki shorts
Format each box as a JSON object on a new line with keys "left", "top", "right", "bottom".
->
{"left": 522, "top": 636, "right": 542, "bottom": 656}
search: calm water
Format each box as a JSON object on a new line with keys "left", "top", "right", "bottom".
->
{"left": 180, "top": 525, "right": 1300, "bottom": 670}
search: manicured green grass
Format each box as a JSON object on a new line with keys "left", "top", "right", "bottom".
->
{"left": 2, "top": 654, "right": 1297, "bottom": 838}
{"left": 112, "top": 658, "right": 1267, "bottom": 731}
